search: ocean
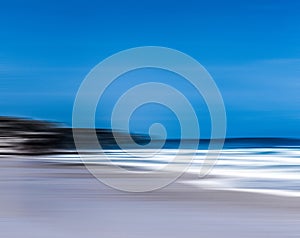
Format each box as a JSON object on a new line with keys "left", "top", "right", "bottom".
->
{"left": 23, "top": 138, "right": 300, "bottom": 197}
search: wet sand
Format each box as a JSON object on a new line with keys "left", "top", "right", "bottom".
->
{"left": 0, "top": 156, "right": 300, "bottom": 238}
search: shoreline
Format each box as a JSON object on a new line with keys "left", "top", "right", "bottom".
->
{"left": 0, "top": 157, "right": 300, "bottom": 237}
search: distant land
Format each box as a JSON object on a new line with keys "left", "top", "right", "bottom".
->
{"left": 0, "top": 116, "right": 148, "bottom": 155}
{"left": 0, "top": 116, "right": 299, "bottom": 155}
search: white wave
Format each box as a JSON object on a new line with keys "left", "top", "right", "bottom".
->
{"left": 30, "top": 147, "right": 300, "bottom": 197}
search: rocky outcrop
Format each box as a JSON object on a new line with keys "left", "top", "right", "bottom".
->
{"left": 0, "top": 117, "right": 149, "bottom": 155}
{"left": 0, "top": 117, "right": 64, "bottom": 155}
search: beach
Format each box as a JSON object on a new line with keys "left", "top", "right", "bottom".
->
{"left": 1, "top": 156, "right": 299, "bottom": 238}
{"left": 1, "top": 0, "right": 299, "bottom": 237}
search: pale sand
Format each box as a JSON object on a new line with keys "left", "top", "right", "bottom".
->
{"left": 0, "top": 157, "right": 299, "bottom": 238}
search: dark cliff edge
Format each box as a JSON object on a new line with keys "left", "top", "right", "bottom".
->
{"left": 0, "top": 117, "right": 148, "bottom": 155}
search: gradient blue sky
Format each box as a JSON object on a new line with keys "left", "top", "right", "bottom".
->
{"left": 0, "top": 0, "right": 299, "bottom": 138}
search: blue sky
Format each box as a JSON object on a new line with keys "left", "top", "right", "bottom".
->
{"left": 0, "top": 0, "right": 299, "bottom": 138}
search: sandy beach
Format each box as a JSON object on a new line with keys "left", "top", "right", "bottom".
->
{"left": 0, "top": 156, "right": 299, "bottom": 238}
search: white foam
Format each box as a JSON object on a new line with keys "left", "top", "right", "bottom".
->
{"left": 30, "top": 147, "right": 300, "bottom": 197}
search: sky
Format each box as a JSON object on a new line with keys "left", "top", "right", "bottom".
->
{"left": 0, "top": 0, "right": 299, "bottom": 138}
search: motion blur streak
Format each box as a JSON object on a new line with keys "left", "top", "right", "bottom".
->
{"left": 1, "top": 149, "right": 300, "bottom": 237}
{"left": 0, "top": 156, "right": 299, "bottom": 238}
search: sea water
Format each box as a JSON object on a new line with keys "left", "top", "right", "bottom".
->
{"left": 31, "top": 138, "right": 300, "bottom": 197}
